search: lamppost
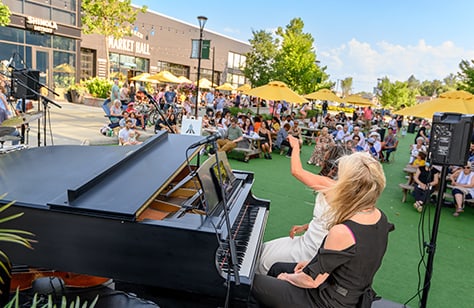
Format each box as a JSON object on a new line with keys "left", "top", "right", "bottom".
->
{"left": 195, "top": 15, "right": 207, "bottom": 118}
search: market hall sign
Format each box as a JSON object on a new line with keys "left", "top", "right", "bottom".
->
{"left": 25, "top": 16, "right": 58, "bottom": 34}
{"left": 107, "top": 37, "right": 150, "bottom": 56}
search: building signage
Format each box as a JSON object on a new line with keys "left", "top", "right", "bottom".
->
{"left": 107, "top": 36, "right": 150, "bottom": 56}
{"left": 25, "top": 16, "right": 58, "bottom": 34}
{"left": 190, "top": 39, "right": 211, "bottom": 60}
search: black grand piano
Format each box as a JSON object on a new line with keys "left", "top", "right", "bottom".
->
{"left": 0, "top": 131, "right": 270, "bottom": 306}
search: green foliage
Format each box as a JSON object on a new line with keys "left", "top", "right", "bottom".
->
{"left": 82, "top": 77, "right": 113, "bottom": 99}
{"left": 378, "top": 78, "right": 416, "bottom": 109}
{"left": 228, "top": 107, "right": 253, "bottom": 117}
{"left": 81, "top": 0, "right": 147, "bottom": 77}
{"left": 340, "top": 77, "right": 353, "bottom": 97}
{"left": 243, "top": 30, "right": 278, "bottom": 87}
{"left": 305, "top": 109, "right": 319, "bottom": 119}
{"left": 243, "top": 18, "right": 331, "bottom": 93}
{"left": 0, "top": 194, "right": 34, "bottom": 295}
{"left": 0, "top": 1, "right": 11, "bottom": 27}
{"left": 81, "top": 0, "right": 146, "bottom": 39}
{"left": 457, "top": 59, "right": 474, "bottom": 94}
{"left": 5, "top": 290, "right": 98, "bottom": 308}
{"left": 273, "top": 18, "right": 330, "bottom": 94}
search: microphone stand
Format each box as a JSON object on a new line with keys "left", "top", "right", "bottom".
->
{"left": 13, "top": 77, "right": 61, "bottom": 146}
{"left": 213, "top": 147, "right": 240, "bottom": 287}
{"left": 144, "top": 92, "right": 175, "bottom": 133}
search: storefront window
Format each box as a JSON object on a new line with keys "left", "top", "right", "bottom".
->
{"left": 0, "top": 43, "right": 25, "bottom": 70}
{"left": 109, "top": 52, "right": 149, "bottom": 79}
{"left": 26, "top": 31, "right": 52, "bottom": 48}
{"left": 52, "top": 8, "right": 76, "bottom": 26}
{"left": 0, "top": 27, "right": 25, "bottom": 44}
{"left": 24, "top": 1, "right": 51, "bottom": 19}
{"left": 53, "top": 36, "right": 75, "bottom": 51}
{"left": 53, "top": 51, "right": 75, "bottom": 88}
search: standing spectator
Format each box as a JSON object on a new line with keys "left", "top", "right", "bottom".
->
{"left": 103, "top": 77, "right": 120, "bottom": 116}
{"left": 321, "top": 100, "right": 328, "bottom": 117}
{"left": 164, "top": 85, "right": 176, "bottom": 110}
{"left": 205, "top": 89, "right": 215, "bottom": 111}
{"left": 415, "top": 122, "right": 430, "bottom": 144}
{"left": 119, "top": 82, "right": 129, "bottom": 106}
{"left": 215, "top": 93, "right": 225, "bottom": 113}
{"left": 363, "top": 106, "right": 373, "bottom": 130}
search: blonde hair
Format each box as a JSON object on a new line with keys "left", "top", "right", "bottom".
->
{"left": 323, "top": 152, "right": 386, "bottom": 228}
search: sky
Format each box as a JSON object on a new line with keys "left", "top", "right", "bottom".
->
{"left": 133, "top": 0, "right": 474, "bottom": 93}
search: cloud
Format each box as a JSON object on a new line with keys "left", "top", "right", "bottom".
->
{"left": 320, "top": 39, "right": 474, "bottom": 93}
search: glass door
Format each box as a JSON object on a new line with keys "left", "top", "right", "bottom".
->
{"left": 32, "top": 48, "right": 52, "bottom": 98}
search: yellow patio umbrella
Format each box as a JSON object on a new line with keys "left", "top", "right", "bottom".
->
{"left": 130, "top": 73, "right": 151, "bottom": 82}
{"left": 343, "top": 94, "right": 375, "bottom": 106}
{"left": 395, "top": 90, "right": 474, "bottom": 118}
{"left": 177, "top": 76, "right": 192, "bottom": 83}
{"left": 216, "top": 83, "right": 236, "bottom": 91}
{"left": 147, "top": 70, "right": 181, "bottom": 83}
{"left": 304, "top": 88, "right": 342, "bottom": 102}
{"left": 236, "top": 84, "right": 251, "bottom": 93}
{"left": 195, "top": 78, "right": 217, "bottom": 89}
{"left": 246, "top": 81, "right": 307, "bottom": 104}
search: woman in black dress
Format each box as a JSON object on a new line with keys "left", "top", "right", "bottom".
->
{"left": 412, "top": 162, "right": 440, "bottom": 212}
{"left": 249, "top": 149, "right": 394, "bottom": 308}
{"left": 258, "top": 120, "right": 273, "bottom": 159}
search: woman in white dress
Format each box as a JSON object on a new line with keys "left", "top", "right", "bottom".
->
{"left": 257, "top": 142, "right": 351, "bottom": 274}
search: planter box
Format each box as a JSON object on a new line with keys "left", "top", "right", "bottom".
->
{"left": 83, "top": 96, "right": 105, "bottom": 107}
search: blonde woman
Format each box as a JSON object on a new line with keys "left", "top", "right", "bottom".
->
{"left": 250, "top": 145, "right": 394, "bottom": 308}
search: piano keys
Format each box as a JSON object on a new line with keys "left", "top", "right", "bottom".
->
{"left": 0, "top": 131, "right": 270, "bottom": 305}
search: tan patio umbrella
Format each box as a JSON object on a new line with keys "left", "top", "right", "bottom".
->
{"left": 236, "top": 84, "right": 251, "bottom": 93}
{"left": 396, "top": 90, "right": 474, "bottom": 118}
{"left": 304, "top": 88, "right": 342, "bottom": 102}
{"left": 216, "top": 83, "right": 236, "bottom": 91}
{"left": 147, "top": 70, "right": 180, "bottom": 83}
{"left": 130, "top": 73, "right": 151, "bottom": 82}
{"left": 54, "top": 63, "right": 75, "bottom": 73}
{"left": 246, "top": 81, "right": 307, "bottom": 104}
{"left": 195, "top": 78, "right": 217, "bottom": 89}
{"left": 343, "top": 94, "right": 375, "bottom": 106}
{"left": 177, "top": 76, "right": 192, "bottom": 83}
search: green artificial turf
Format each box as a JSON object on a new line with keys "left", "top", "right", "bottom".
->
{"left": 227, "top": 133, "right": 474, "bottom": 308}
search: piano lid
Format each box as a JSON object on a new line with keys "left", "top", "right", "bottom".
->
{"left": 0, "top": 132, "right": 202, "bottom": 220}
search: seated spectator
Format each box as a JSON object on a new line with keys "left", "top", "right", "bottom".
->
{"left": 412, "top": 151, "right": 427, "bottom": 167}
{"left": 289, "top": 121, "right": 303, "bottom": 147}
{"left": 381, "top": 127, "right": 398, "bottom": 162}
{"left": 258, "top": 120, "right": 273, "bottom": 159}
{"left": 409, "top": 137, "right": 427, "bottom": 164}
{"left": 351, "top": 135, "right": 364, "bottom": 152}
{"left": 217, "top": 117, "right": 244, "bottom": 153}
{"left": 307, "top": 127, "right": 334, "bottom": 166}
{"left": 108, "top": 99, "right": 123, "bottom": 128}
{"left": 412, "top": 162, "right": 440, "bottom": 212}
{"left": 350, "top": 125, "right": 365, "bottom": 148}
{"left": 118, "top": 119, "right": 140, "bottom": 145}
{"left": 365, "top": 137, "right": 379, "bottom": 160}
{"left": 334, "top": 124, "right": 344, "bottom": 143}
{"left": 450, "top": 163, "right": 474, "bottom": 217}
{"left": 274, "top": 123, "right": 292, "bottom": 157}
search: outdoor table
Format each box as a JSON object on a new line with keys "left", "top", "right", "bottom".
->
{"left": 300, "top": 127, "right": 320, "bottom": 145}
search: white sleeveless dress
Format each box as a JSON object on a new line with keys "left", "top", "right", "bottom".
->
{"left": 257, "top": 193, "right": 330, "bottom": 274}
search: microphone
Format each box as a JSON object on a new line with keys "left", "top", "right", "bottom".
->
{"left": 189, "top": 132, "right": 222, "bottom": 148}
{"left": 6, "top": 56, "right": 14, "bottom": 68}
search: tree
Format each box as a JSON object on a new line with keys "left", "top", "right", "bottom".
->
{"left": 243, "top": 30, "right": 278, "bottom": 87}
{"left": 378, "top": 79, "right": 416, "bottom": 109}
{"left": 81, "top": 0, "right": 147, "bottom": 79}
{"left": 340, "top": 77, "right": 353, "bottom": 97}
{"left": 457, "top": 59, "right": 474, "bottom": 94}
{"left": 0, "top": 1, "right": 11, "bottom": 27}
{"left": 273, "top": 18, "right": 330, "bottom": 94}
{"left": 407, "top": 75, "right": 420, "bottom": 91}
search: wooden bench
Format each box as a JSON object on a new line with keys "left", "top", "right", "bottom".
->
{"left": 228, "top": 137, "right": 262, "bottom": 162}
{"left": 399, "top": 183, "right": 415, "bottom": 203}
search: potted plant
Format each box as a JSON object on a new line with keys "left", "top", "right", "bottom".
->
{"left": 65, "top": 83, "right": 87, "bottom": 104}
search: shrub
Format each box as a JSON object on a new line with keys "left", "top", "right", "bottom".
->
{"left": 82, "top": 77, "right": 113, "bottom": 99}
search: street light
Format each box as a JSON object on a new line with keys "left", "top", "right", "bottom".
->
{"left": 195, "top": 15, "right": 208, "bottom": 118}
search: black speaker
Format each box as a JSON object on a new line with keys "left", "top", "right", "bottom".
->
{"left": 428, "top": 113, "right": 474, "bottom": 166}
{"left": 12, "top": 69, "right": 40, "bottom": 100}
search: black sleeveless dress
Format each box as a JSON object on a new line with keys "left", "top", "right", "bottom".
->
{"left": 302, "top": 211, "right": 394, "bottom": 307}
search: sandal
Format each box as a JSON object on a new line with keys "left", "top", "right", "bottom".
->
{"left": 453, "top": 208, "right": 464, "bottom": 217}
{"left": 413, "top": 201, "right": 423, "bottom": 213}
